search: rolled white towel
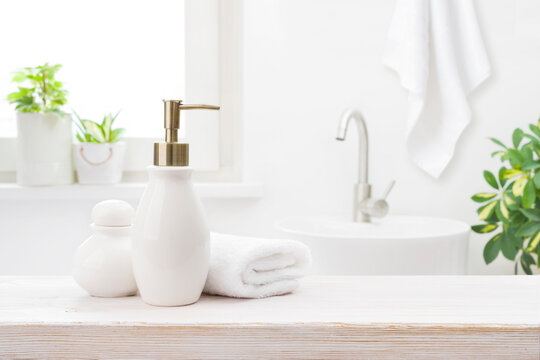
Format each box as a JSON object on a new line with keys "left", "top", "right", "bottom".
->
{"left": 203, "top": 233, "right": 312, "bottom": 298}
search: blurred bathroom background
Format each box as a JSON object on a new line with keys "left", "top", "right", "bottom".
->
{"left": 1, "top": 0, "right": 539, "bottom": 275}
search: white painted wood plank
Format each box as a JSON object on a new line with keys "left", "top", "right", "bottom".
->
{"left": 0, "top": 276, "right": 538, "bottom": 325}
{"left": 0, "top": 276, "right": 538, "bottom": 359}
{"left": 0, "top": 323, "right": 537, "bottom": 360}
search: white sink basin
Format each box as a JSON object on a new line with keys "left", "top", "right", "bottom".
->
{"left": 277, "top": 216, "right": 470, "bottom": 275}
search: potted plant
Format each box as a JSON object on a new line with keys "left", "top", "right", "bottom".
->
{"left": 72, "top": 111, "right": 125, "bottom": 184}
{"left": 472, "top": 119, "right": 540, "bottom": 274}
{"left": 6, "top": 63, "right": 72, "bottom": 186}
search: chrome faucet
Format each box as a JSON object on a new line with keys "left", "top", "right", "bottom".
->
{"left": 336, "top": 108, "right": 395, "bottom": 222}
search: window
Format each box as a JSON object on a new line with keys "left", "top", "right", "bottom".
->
{"left": 0, "top": 0, "right": 185, "bottom": 138}
{"left": 0, "top": 0, "right": 224, "bottom": 172}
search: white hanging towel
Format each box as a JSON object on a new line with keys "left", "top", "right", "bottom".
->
{"left": 383, "top": 0, "right": 490, "bottom": 178}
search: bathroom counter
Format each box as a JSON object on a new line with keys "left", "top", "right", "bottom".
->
{"left": 0, "top": 276, "right": 538, "bottom": 359}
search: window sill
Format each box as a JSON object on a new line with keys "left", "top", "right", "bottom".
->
{"left": 0, "top": 183, "right": 263, "bottom": 201}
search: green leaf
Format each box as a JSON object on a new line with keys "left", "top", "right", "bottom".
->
{"left": 500, "top": 233, "right": 518, "bottom": 261}
{"left": 519, "top": 208, "right": 540, "bottom": 221}
{"left": 491, "top": 151, "right": 506, "bottom": 159}
{"left": 534, "top": 172, "right": 540, "bottom": 189}
{"left": 496, "top": 200, "right": 510, "bottom": 222}
{"left": 521, "top": 161, "right": 540, "bottom": 171}
{"left": 109, "top": 128, "right": 124, "bottom": 142}
{"left": 521, "top": 145, "right": 533, "bottom": 162}
{"left": 522, "top": 179, "right": 536, "bottom": 208}
{"left": 508, "top": 228, "right": 523, "bottom": 247}
{"left": 483, "top": 233, "right": 501, "bottom": 264}
{"left": 472, "top": 224, "right": 498, "bottom": 234}
{"left": 523, "top": 133, "right": 540, "bottom": 146}
{"left": 471, "top": 193, "right": 497, "bottom": 203}
{"left": 516, "top": 222, "right": 540, "bottom": 237}
{"left": 503, "top": 191, "right": 519, "bottom": 209}
{"left": 11, "top": 71, "right": 27, "bottom": 83}
{"left": 498, "top": 167, "right": 508, "bottom": 187}
{"left": 71, "top": 110, "right": 88, "bottom": 137}
{"left": 512, "top": 176, "right": 529, "bottom": 197}
{"left": 526, "top": 231, "right": 540, "bottom": 252}
{"left": 483, "top": 170, "right": 499, "bottom": 190}
{"left": 101, "top": 113, "right": 113, "bottom": 141}
{"left": 81, "top": 120, "right": 106, "bottom": 142}
{"left": 520, "top": 251, "right": 535, "bottom": 274}
{"left": 489, "top": 137, "right": 507, "bottom": 149}
{"left": 501, "top": 169, "right": 526, "bottom": 180}
{"left": 478, "top": 200, "right": 498, "bottom": 221}
{"left": 508, "top": 149, "right": 525, "bottom": 166}
{"left": 6, "top": 92, "right": 22, "bottom": 101}
{"left": 520, "top": 255, "right": 533, "bottom": 275}
{"left": 530, "top": 124, "right": 540, "bottom": 139}
{"left": 110, "top": 110, "right": 120, "bottom": 125}
{"left": 513, "top": 128, "right": 524, "bottom": 148}
{"left": 18, "top": 95, "right": 35, "bottom": 106}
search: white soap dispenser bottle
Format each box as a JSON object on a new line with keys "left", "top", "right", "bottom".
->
{"left": 132, "top": 100, "right": 219, "bottom": 306}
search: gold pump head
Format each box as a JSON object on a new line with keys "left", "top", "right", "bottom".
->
{"left": 154, "top": 100, "right": 220, "bottom": 166}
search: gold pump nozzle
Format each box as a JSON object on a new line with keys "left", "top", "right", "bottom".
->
{"left": 154, "top": 100, "right": 220, "bottom": 166}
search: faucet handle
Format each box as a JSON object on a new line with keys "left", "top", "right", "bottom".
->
{"left": 382, "top": 180, "right": 396, "bottom": 200}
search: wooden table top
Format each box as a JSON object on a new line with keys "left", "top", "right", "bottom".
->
{"left": 0, "top": 276, "right": 538, "bottom": 359}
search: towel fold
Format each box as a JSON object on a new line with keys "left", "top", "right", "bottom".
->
{"left": 203, "top": 233, "right": 311, "bottom": 298}
{"left": 383, "top": 0, "right": 490, "bottom": 178}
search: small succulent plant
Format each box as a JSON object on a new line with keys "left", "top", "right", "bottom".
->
{"left": 73, "top": 111, "right": 124, "bottom": 143}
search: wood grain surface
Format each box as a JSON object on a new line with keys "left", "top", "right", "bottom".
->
{"left": 0, "top": 276, "right": 538, "bottom": 359}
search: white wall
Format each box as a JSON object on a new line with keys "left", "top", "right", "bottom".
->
{"left": 232, "top": 0, "right": 540, "bottom": 275}
{"left": 1, "top": 0, "right": 539, "bottom": 275}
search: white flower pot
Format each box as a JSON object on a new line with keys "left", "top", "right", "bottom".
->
{"left": 74, "top": 142, "right": 126, "bottom": 185}
{"left": 16, "top": 112, "right": 74, "bottom": 186}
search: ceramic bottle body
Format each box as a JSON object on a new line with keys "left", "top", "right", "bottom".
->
{"left": 132, "top": 166, "right": 210, "bottom": 306}
{"left": 73, "top": 226, "right": 137, "bottom": 297}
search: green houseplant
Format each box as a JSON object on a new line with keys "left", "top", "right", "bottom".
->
{"left": 6, "top": 63, "right": 73, "bottom": 186}
{"left": 7, "top": 63, "right": 68, "bottom": 114}
{"left": 472, "top": 119, "right": 540, "bottom": 274}
{"left": 73, "top": 111, "right": 124, "bottom": 143}
{"left": 72, "top": 111, "right": 126, "bottom": 185}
